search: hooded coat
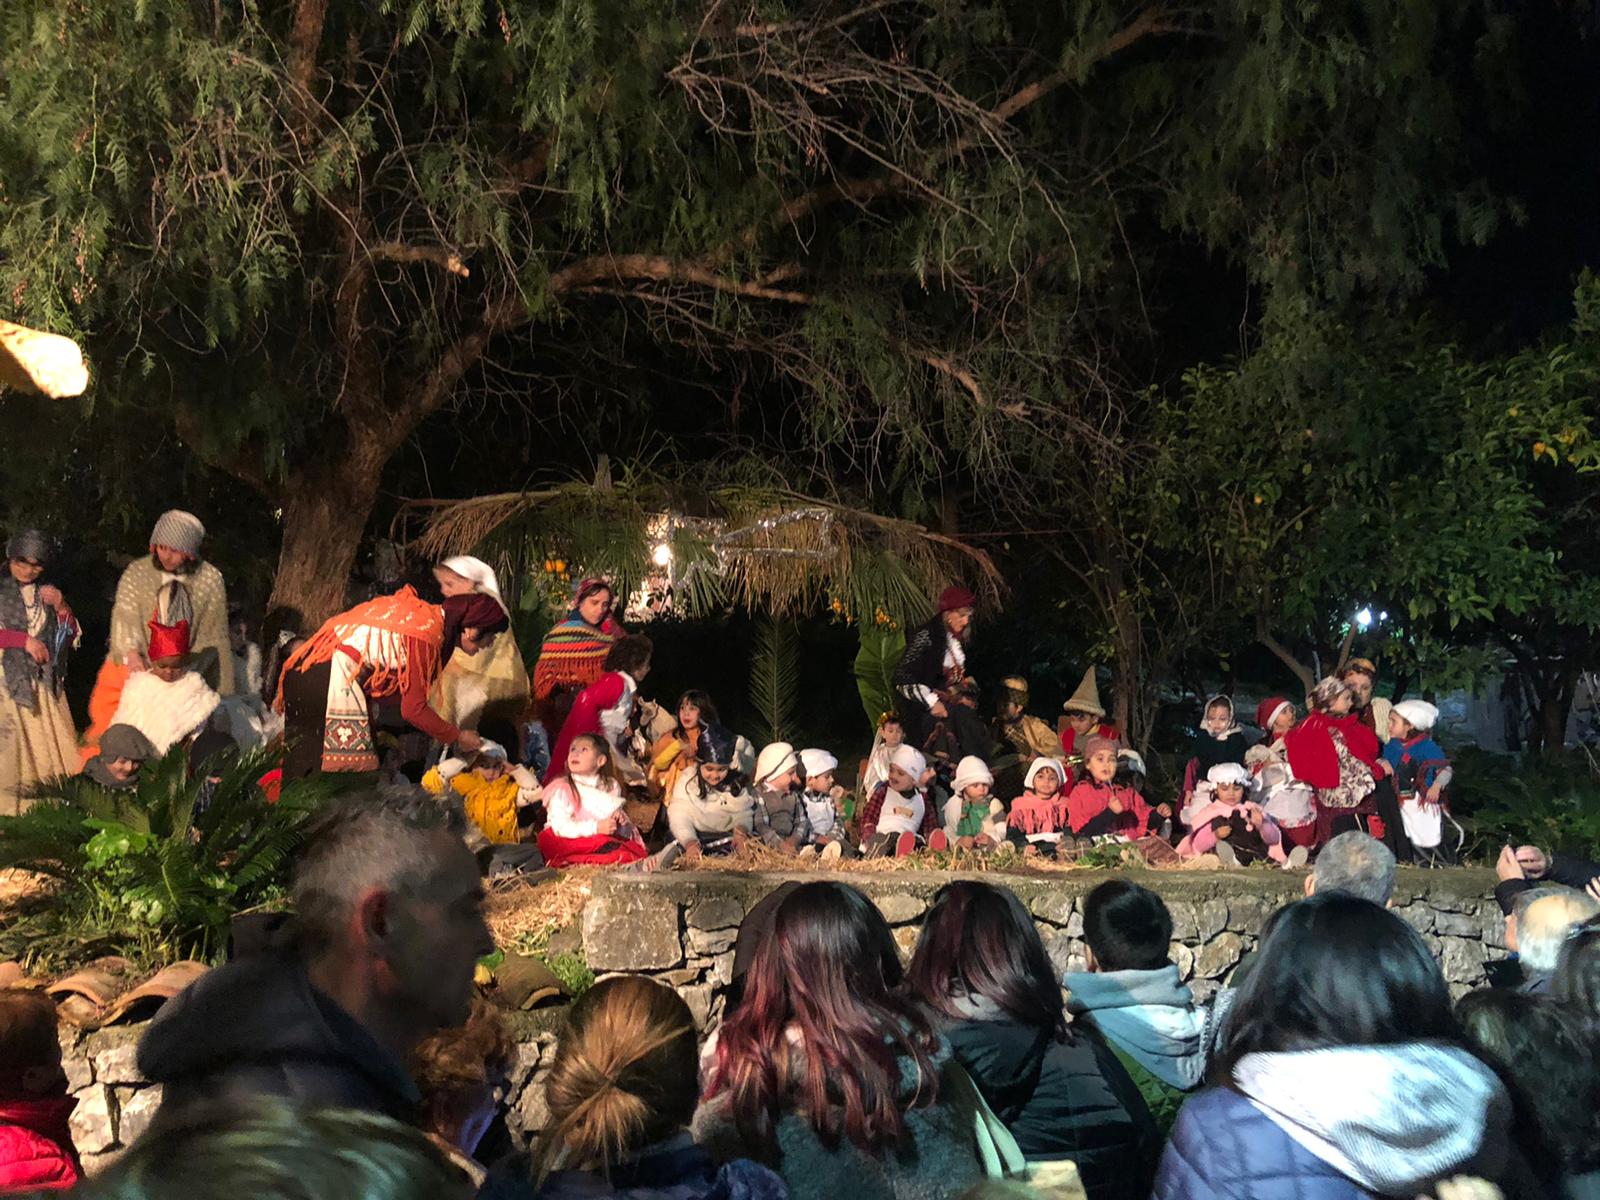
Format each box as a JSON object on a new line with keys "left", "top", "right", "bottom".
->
{"left": 136, "top": 952, "right": 419, "bottom": 1128}
{"left": 1154, "top": 1044, "right": 1521, "bottom": 1200}
{"left": 0, "top": 1096, "right": 80, "bottom": 1192}
{"left": 940, "top": 997, "right": 1160, "bottom": 1200}
{"left": 692, "top": 1040, "right": 983, "bottom": 1200}
{"left": 1063, "top": 966, "right": 1207, "bottom": 1135}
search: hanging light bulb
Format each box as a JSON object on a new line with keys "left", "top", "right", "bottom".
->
{"left": 652, "top": 542, "right": 673, "bottom": 567}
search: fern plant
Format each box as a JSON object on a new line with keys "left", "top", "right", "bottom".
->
{"left": 747, "top": 616, "right": 800, "bottom": 747}
{"left": 0, "top": 747, "right": 346, "bottom": 971}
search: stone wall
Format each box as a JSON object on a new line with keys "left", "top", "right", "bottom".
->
{"left": 60, "top": 865, "right": 1504, "bottom": 1165}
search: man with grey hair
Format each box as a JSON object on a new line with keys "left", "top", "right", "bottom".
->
{"left": 1303, "top": 830, "right": 1398, "bottom": 905}
{"left": 1505, "top": 888, "right": 1600, "bottom": 994}
{"left": 138, "top": 784, "right": 493, "bottom": 1126}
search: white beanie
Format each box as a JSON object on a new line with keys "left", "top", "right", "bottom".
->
{"left": 952, "top": 755, "right": 993, "bottom": 796}
{"left": 1392, "top": 700, "right": 1439, "bottom": 732}
{"left": 799, "top": 748, "right": 838, "bottom": 780}
{"left": 475, "top": 740, "right": 509, "bottom": 761}
{"left": 1023, "top": 757, "right": 1067, "bottom": 790}
{"left": 889, "top": 745, "right": 927, "bottom": 781}
{"left": 1206, "top": 762, "right": 1250, "bottom": 788}
{"left": 754, "top": 742, "right": 801, "bottom": 786}
{"left": 149, "top": 510, "right": 205, "bottom": 559}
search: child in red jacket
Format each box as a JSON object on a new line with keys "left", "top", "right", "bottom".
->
{"left": 1066, "top": 736, "right": 1168, "bottom": 837}
{"left": 0, "top": 990, "right": 80, "bottom": 1193}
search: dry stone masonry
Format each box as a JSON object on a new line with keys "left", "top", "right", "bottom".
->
{"left": 60, "top": 866, "right": 1504, "bottom": 1166}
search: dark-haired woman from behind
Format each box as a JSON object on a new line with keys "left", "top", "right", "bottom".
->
{"left": 1155, "top": 893, "right": 1532, "bottom": 1200}
{"left": 907, "top": 882, "right": 1159, "bottom": 1200}
{"left": 482, "top": 975, "right": 784, "bottom": 1200}
{"left": 693, "top": 881, "right": 984, "bottom": 1200}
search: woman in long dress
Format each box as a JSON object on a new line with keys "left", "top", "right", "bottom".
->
{"left": 428, "top": 556, "right": 530, "bottom": 736}
{"left": 531, "top": 578, "right": 619, "bottom": 739}
{"left": 0, "top": 530, "right": 80, "bottom": 814}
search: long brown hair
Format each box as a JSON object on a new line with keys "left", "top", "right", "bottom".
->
{"left": 707, "top": 881, "right": 941, "bottom": 1156}
{"left": 534, "top": 976, "right": 700, "bottom": 1182}
{"left": 562, "top": 733, "right": 625, "bottom": 792}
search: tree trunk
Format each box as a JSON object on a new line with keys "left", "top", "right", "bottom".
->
{"left": 264, "top": 449, "right": 386, "bottom": 636}
{"left": 1530, "top": 660, "right": 1581, "bottom": 757}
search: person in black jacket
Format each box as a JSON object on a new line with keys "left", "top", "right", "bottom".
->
{"left": 137, "top": 785, "right": 495, "bottom": 1128}
{"left": 891, "top": 586, "right": 990, "bottom": 762}
{"left": 906, "top": 881, "right": 1160, "bottom": 1200}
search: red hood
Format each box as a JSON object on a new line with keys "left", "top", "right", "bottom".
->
{"left": 0, "top": 1094, "right": 80, "bottom": 1192}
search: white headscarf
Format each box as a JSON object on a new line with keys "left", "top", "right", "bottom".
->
{"left": 439, "top": 556, "right": 507, "bottom": 614}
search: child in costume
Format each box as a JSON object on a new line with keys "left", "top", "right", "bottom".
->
{"left": 80, "top": 724, "right": 157, "bottom": 794}
{"left": 537, "top": 734, "right": 680, "bottom": 871}
{"left": 0, "top": 990, "right": 81, "bottom": 1191}
{"left": 942, "top": 755, "right": 1006, "bottom": 850}
{"left": 667, "top": 724, "right": 757, "bottom": 859}
{"left": 1384, "top": 699, "right": 1452, "bottom": 855}
{"left": 751, "top": 742, "right": 807, "bottom": 853}
{"left": 795, "top": 748, "right": 854, "bottom": 861}
{"left": 1176, "top": 762, "right": 1302, "bottom": 866}
{"left": 1059, "top": 667, "right": 1119, "bottom": 769}
{"left": 647, "top": 689, "right": 716, "bottom": 802}
{"left": 1066, "top": 736, "right": 1160, "bottom": 838}
{"left": 1005, "top": 756, "right": 1073, "bottom": 858}
{"left": 994, "top": 676, "right": 1061, "bottom": 761}
{"left": 860, "top": 712, "right": 906, "bottom": 797}
{"left": 422, "top": 740, "right": 542, "bottom": 846}
{"left": 1181, "top": 694, "right": 1248, "bottom": 806}
{"left": 859, "top": 744, "right": 944, "bottom": 857}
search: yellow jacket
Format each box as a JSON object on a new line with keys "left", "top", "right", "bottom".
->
{"left": 422, "top": 760, "right": 540, "bottom": 844}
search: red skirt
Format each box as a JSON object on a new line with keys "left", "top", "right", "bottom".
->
{"left": 536, "top": 828, "right": 647, "bottom": 868}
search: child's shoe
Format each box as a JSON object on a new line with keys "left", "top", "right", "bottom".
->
{"left": 893, "top": 831, "right": 917, "bottom": 858}
{"left": 819, "top": 840, "right": 844, "bottom": 864}
{"left": 927, "top": 830, "right": 949, "bottom": 852}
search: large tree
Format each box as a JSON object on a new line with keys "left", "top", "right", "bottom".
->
{"left": 2, "top": 0, "right": 1516, "bottom": 624}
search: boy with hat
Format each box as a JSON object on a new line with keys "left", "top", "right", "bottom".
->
{"left": 1384, "top": 700, "right": 1453, "bottom": 855}
{"left": 994, "top": 676, "right": 1060, "bottom": 761}
{"left": 423, "top": 740, "right": 543, "bottom": 846}
{"left": 795, "top": 748, "right": 854, "bottom": 861}
{"left": 751, "top": 741, "right": 808, "bottom": 853}
{"left": 82, "top": 723, "right": 159, "bottom": 793}
{"left": 1059, "top": 667, "right": 1119, "bottom": 765}
{"left": 941, "top": 755, "right": 1006, "bottom": 850}
{"left": 858, "top": 744, "right": 945, "bottom": 857}
{"left": 107, "top": 592, "right": 232, "bottom": 761}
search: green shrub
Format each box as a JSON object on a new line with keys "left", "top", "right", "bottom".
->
{"left": 0, "top": 747, "right": 346, "bottom": 971}
{"left": 1449, "top": 747, "right": 1600, "bottom": 862}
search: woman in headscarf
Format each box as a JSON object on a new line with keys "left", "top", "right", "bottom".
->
{"left": 1284, "top": 675, "right": 1412, "bottom": 859}
{"left": 531, "top": 578, "right": 620, "bottom": 738}
{"left": 891, "top": 585, "right": 990, "bottom": 762}
{"left": 275, "top": 586, "right": 509, "bottom": 779}
{"left": 0, "top": 530, "right": 80, "bottom": 813}
{"left": 428, "top": 556, "right": 530, "bottom": 737}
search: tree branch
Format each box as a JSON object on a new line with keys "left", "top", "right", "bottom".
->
{"left": 370, "top": 241, "right": 471, "bottom": 278}
{"left": 287, "top": 0, "right": 330, "bottom": 131}
{"left": 1256, "top": 612, "right": 1316, "bottom": 699}
{"left": 548, "top": 253, "right": 811, "bottom": 303}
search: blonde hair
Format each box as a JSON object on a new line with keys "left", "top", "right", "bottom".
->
{"left": 534, "top": 976, "right": 700, "bottom": 1183}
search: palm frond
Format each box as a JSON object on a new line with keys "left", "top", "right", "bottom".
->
{"left": 853, "top": 627, "right": 906, "bottom": 732}
{"left": 748, "top": 616, "right": 800, "bottom": 746}
{"left": 397, "top": 468, "right": 1004, "bottom": 624}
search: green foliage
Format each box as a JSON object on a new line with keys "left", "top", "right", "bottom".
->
{"left": 542, "top": 950, "right": 595, "bottom": 1000}
{"left": 0, "top": 748, "right": 345, "bottom": 971}
{"left": 1449, "top": 747, "right": 1600, "bottom": 861}
{"left": 854, "top": 627, "right": 906, "bottom": 733}
{"left": 0, "top": 0, "right": 1539, "bottom": 616}
{"left": 747, "top": 616, "right": 799, "bottom": 747}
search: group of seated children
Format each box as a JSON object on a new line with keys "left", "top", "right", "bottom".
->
{"left": 422, "top": 665, "right": 1452, "bottom": 872}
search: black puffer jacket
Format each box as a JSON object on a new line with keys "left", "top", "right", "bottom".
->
{"left": 943, "top": 1011, "right": 1160, "bottom": 1200}
{"left": 137, "top": 952, "right": 419, "bottom": 1128}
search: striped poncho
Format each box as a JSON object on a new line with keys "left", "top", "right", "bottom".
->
{"left": 532, "top": 613, "right": 619, "bottom": 701}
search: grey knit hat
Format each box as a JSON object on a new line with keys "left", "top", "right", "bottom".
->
{"left": 5, "top": 529, "right": 52, "bottom": 565}
{"left": 149, "top": 510, "right": 205, "bottom": 558}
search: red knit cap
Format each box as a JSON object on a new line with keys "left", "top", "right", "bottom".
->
{"left": 1083, "top": 734, "right": 1118, "bottom": 760}
{"left": 937, "top": 585, "right": 977, "bottom": 614}
{"left": 1255, "top": 696, "right": 1293, "bottom": 732}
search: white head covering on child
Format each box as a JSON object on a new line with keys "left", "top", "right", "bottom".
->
{"left": 799, "top": 748, "right": 838, "bottom": 780}
{"left": 1206, "top": 762, "right": 1249, "bottom": 788}
{"left": 889, "top": 745, "right": 927, "bottom": 782}
{"left": 952, "top": 755, "right": 993, "bottom": 795}
{"left": 1023, "top": 757, "right": 1067, "bottom": 790}
{"left": 754, "top": 742, "right": 801, "bottom": 786}
{"left": 440, "top": 555, "right": 509, "bottom": 615}
{"left": 1391, "top": 700, "right": 1439, "bottom": 732}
